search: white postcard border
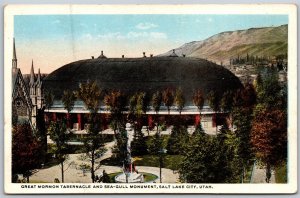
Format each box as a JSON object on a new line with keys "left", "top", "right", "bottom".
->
{"left": 4, "top": 4, "right": 298, "bottom": 194}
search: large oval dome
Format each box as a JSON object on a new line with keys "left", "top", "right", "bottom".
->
{"left": 44, "top": 57, "right": 242, "bottom": 104}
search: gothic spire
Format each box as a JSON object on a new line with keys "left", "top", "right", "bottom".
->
{"left": 36, "top": 68, "right": 41, "bottom": 86}
{"left": 12, "top": 38, "right": 17, "bottom": 69}
{"left": 29, "top": 60, "right": 35, "bottom": 86}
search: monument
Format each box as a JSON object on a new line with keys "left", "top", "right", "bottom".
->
{"left": 114, "top": 123, "right": 144, "bottom": 183}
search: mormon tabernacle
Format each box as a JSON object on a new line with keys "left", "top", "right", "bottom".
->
{"left": 42, "top": 50, "right": 242, "bottom": 135}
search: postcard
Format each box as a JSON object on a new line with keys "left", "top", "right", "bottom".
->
{"left": 4, "top": 4, "right": 297, "bottom": 194}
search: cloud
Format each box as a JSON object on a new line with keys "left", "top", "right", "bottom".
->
{"left": 148, "top": 32, "right": 167, "bottom": 39}
{"left": 97, "top": 32, "right": 125, "bottom": 40}
{"left": 96, "top": 31, "right": 167, "bottom": 40}
{"left": 135, "top": 22, "right": 158, "bottom": 30}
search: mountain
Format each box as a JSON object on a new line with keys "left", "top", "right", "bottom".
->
{"left": 160, "top": 24, "right": 287, "bottom": 65}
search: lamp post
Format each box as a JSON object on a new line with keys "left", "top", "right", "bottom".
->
{"left": 158, "top": 148, "right": 167, "bottom": 183}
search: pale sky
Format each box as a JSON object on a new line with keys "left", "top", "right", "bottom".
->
{"left": 14, "top": 14, "right": 288, "bottom": 74}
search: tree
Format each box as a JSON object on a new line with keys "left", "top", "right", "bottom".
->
{"left": 12, "top": 122, "right": 43, "bottom": 183}
{"left": 131, "top": 128, "right": 148, "bottom": 156}
{"left": 251, "top": 109, "right": 287, "bottom": 183}
{"left": 174, "top": 88, "right": 185, "bottom": 114}
{"left": 251, "top": 70, "right": 287, "bottom": 183}
{"left": 148, "top": 132, "right": 163, "bottom": 155}
{"left": 76, "top": 81, "right": 105, "bottom": 183}
{"left": 151, "top": 91, "right": 162, "bottom": 134}
{"left": 152, "top": 91, "right": 162, "bottom": 114}
{"left": 111, "top": 127, "right": 128, "bottom": 166}
{"left": 36, "top": 108, "right": 47, "bottom": 162}
{"left": 62, "top": 90, "right": 76, "bottom": 128}
{"left": 136, "top": 92, "right": 148, "bottom": 119}
{"left": 207, "top": 90, "right": 220, "bottom": 133}
{"left": 128, "top": 94, "right": 137, "bottom": 120}
{"left": 104, "top": 90, "right": 126, "bottom": 134}
{"left": 179, "top": 133, "right": 234, "bottom": 183}
{"left": 192, "top": 123, "right": 205, "bottom": 136}
{"left": 193, "top": 89, "right": 205, "bottom": 115}
{"left": 166, "top": 125, "right": 189, "bottom": 155}
{"left": 77, "top": 81, "right": 101, "bottom": 114}
{"left": 162, "top": 88, "right": 174, "bottom": 114}
{"left": 255, "top": 69, "right": 285, "bottom": 110}
{"left": 128, "top": 92, "right": 148, "bottom": 156}
{"left": 48, "top": 120, "right": 72, "bottom": 183}
{"left": 129, "top": 92, "right": 148, "bottom": 129}
{"left": 207, "top": 90, "right": 220, "bottom": 113}
{"left": 231, "top": 84, "right": 257, "bottom": 182}
{"left": 44, "top": 90, "right": 54, "bottom": 111}
{"left": 220, "top": 90, "right": 234, "bottom": 113}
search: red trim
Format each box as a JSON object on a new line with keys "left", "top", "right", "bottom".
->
{"left": 77, "top": 113, "right": 82, "bottom": 130}
{"left": 195, "top": 114, "right": 201, "bottom": 126}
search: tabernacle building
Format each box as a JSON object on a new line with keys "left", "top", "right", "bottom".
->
{"left": 42, "top": 51, "right": 242, "bottom": 134}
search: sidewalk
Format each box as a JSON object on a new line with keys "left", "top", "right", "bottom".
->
{"left": 30, "top": 140, "right": 179, "bottom": 183}
{"left": 250, "top": 162, "right": 276, "bottom": 183}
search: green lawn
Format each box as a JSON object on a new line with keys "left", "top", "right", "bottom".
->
{"left": 275, "top": 162, "right": 287, "bottom": 183}
{"left": 101, "top": 154, "right": 184, "bottom": 171}
{"left": 133, "top": 154, "right": 184, "bottom": 171}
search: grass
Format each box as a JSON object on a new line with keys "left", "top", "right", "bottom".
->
{"left": 108, "top": 172, "right": 158, "bottom": 183}
{"left": 145, "top": 135, "right": 169, "bottom": 148}
{"left": 275, "top": 162, "right": 287, "bottom": 183}
{"left": 101, "top": 154, "right": 184, "bottom": 171}
{"left": 132, "top": 154, "right": 184, "bottom": 171}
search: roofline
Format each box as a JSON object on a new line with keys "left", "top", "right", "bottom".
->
{"left": 44, "top": 105, "right": 225, "bottom": 115}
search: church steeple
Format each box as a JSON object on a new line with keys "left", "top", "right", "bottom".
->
{"left": 36, "top": 68, "right": 41, "bottom": 86}
{"left": 12, "top": 38, "right": 17, "bottom": 70}
{"left": 29, "top": 60, "right": 35, "bottom": 87}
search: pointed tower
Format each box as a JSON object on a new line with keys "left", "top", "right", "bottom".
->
{"left": 29, "top": 60, "right": 35, "bottom": 88}
{"left": 36, "top": 68, "right": 41, "bottom": 87}
{"left": 29, "top": 60, "right": 37, "bottom": 127}
{"left": 12, "top": 38, "right": 18, "bottom": 73}
{"left": 36, "top": 68, "right": 43, "bottom": 109}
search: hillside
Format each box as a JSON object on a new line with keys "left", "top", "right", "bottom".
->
{"left": 160, "top": 24, "right": 287, "bottom": 65}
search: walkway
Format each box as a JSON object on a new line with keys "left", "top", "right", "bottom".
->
{"left": 251, "top": 161, "right": 276, "bottom": 183}
{"left": 30, "top": 140, "right": 179, "bottom": 183}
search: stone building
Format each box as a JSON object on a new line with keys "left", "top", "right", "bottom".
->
{"left": 12, "top": 39, "right": 43, "bottom": 129}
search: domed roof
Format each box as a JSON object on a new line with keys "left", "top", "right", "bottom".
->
{"left": 44, "top": 57, "right": 242, "bottom": 104}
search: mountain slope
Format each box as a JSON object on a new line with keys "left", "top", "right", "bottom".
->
{"left": 161, "top": 24, "right": 287, "bottom": 64}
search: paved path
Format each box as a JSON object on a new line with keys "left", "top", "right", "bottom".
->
{"left": 30, "top": 140, "right": 179, "bottom": 183}
{"left": 251, "top": 162, "right": 276, "bottom": 183}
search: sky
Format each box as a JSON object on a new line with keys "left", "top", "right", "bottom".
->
{"left": 14, "top": 14, "right": 288, "bottom": 74}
